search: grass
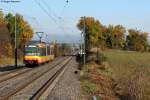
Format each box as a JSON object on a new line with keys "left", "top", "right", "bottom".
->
{"left": 82, "top": 80, "right": 98, "bottom": 94}
{"left": 103, "top": 50, "right": 150, "bottom": 83}
{"left": 103, "top": 50, "right": 150, "bottom": 100}
{"left": 80, "top": 49, "right": 150, "bottom": 100}
{"left": 79, "top": 49, "right": 150, "bottom": 100}
{"left": 0, "top": 56, "right": 23, "bottom": 67}
{"left": 80, "top": 63, "right": 97, "bottom": 99}
{"left": 80, "top": 61, "right": 119, "bottom": 100}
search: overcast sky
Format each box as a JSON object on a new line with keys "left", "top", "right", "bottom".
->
{"left": 0, "top": 0, "right": 150, "bottom": 43}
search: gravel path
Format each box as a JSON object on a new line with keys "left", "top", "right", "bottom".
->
{"left": 48, "top": 57, "right": 85, "bottom": 100}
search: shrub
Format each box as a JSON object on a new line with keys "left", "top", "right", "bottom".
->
{"left": 96, "top": 51, "right": 107, "bottom": 65}
{"left": 83, "top": 80, "right": 97, "bottom": 95}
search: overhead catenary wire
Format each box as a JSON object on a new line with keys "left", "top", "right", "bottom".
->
{"left": 34, "top": 0, "right": 76, "bottom": 43}
{"left": 33, "top": 0, "right": 74, "bottom": 42}
{"left": 41, "top": 0, "right": 68, "bottom": 22}
{"left": 39, "top": 0, "right": 73, "bottom": 34}
{"left": 59, "top": 0, "right": 69, "bottom": 17}
{"left": 36, "top": 0, "right": 70, "bottom": 30}
{"left": 41, "top": 0, "right": 67, "bottom": 32}
{"left": 41, "top": 0, "right": 60, "bottom": 20}
{"left": 34, "top": 0, "right": 67, "bottom": 33}
{"left": 34, "top": 0, "right": 64, "bottom": 42}
{"left": 21, "top": 15, "right": 41, "bottom": 29}
{"left": 34, "top": 0, "right": 58, "bottom": 26}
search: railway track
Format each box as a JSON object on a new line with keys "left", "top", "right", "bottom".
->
{"left": 0, "top": 67, "right": 26, "bottom": 77}
{"left": 0, "top": 57, "right": 71, "bottom": 100}
{"left": 30, "top": 57, "right": 72, "bottom": 100}
{"left": 0, "top": 68, "right": 31, "bottom": 83}
{"left": 0, "top": 57, "right": 64, "bottom": 84}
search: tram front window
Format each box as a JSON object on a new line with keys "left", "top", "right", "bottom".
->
{"left": 25, "top": 47, "right": 39, "bottom": 56}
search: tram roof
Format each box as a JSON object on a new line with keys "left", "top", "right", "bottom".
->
{"left": 25, "top": 41, "right": 54, "bottom": 46}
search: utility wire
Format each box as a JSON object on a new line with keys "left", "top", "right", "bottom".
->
{"left": 41, "top": 0, "right": 60, "bottom": 20}
{"left": 39, "top": 0, "right": 68, "bottom": 28}
{"left": 34, "top": 0, "right": 68, "bottom": 34}
{"left": 59, "top": 0, "right": 69, "bottom": 17}
{"left": 34, "top": 0, "right": 59, "bottom": 26}
{"left": 34, "top": 0, "right": 75, "bottom": 43}
{"left": 40, "top": 0, "right": 73, "bottom": 34}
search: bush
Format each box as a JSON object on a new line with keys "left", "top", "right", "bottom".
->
{"left": 96, "top": 51, "right": 107, "bottom": 65}
{"left": 83, "top": 80, "right": 97, "bottom": 95}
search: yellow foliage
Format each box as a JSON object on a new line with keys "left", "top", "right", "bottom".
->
{"left": 4, "top": 42, "right": 13, "bottom": 57}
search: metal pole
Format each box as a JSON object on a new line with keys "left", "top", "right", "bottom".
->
{"left": 0, "top": 2, "right": 21, "bottom": 68}
{"left": 83, "top": 16, "right": 86, "bottom": 64}
{"left": 80, "top": 35, "right": 82, "bottom": 56}
{"left": 15, "top": 13, "right": 18, "bottom": 68}
{"left": 46, "top": 44, "right": 48, "bottom": 56}
{"left": 36, "top": 32, "right": 44, "bottom": 43}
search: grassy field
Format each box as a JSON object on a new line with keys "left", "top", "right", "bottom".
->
{"left": 79, "top": 49, "right": 150, "bottom": 99}
{"left": 103, "top": 50, "right": 150, "bottom": 100}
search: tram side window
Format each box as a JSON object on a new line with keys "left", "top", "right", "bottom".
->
{"left": 39, "top": 47, "right": 46, "bottom": 56}
{"left": 47, "top": 46, "right": 50, "bottom": 55}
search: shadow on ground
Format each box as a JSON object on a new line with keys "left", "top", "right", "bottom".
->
{"left": 0, "top": 65, "right": 25, "bottom": 72}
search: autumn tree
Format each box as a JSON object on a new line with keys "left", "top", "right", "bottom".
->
{"left": 5, "top": 13, "right": 34, "bottom": 50}
{"left": 77, "top": 17, "right": 103, "bottom": 52}
{"left": 77, "top": 16, "right": 148, "bottom": 52}
{"left": 126, "top": 29, "right": 148, "bottom": 52}
{"left": 97, "top": 25, "right": 107, "bottom": 49}
{"left": 0, "top": 11, "right": 5, "bottom": 25}
{"left": 19, "top": 20, "right": 34, "bottom": 49}
{"left": 5, "top": 13, "right": 15, "bottom": 45}
{"left": 104, "top": 25, "right": 115, "bottom": 48}
{"left": 4, "top": 42, "right": 13, "bottom": 57}
{"left": 0, "top": 11, "right": 10, "bottom": 42}
{"left": 114, "top": 25, "right": 126, "bottom": 48}
{"left": 0, "top": 11, "right": 34, "bottom": 60}
{"left": 0, "top": 11, "right": 12, "bottom": 57}
{"left": 103, "top": 25, "right": 126, "bottom": 49}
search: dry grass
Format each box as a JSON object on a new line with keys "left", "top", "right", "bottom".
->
{"left": 0, "top": 56, "right": 23, "bottom": 67}
{"left": 80, "top": 62, "right": 119, "bottom": 100}
{"left": 103, "top": 50, "right": 150, "bottom": 100}
{"left": 0, "top": 56, "right": 14, "bottom": 67}
{"left": 125, "top": 67, "right": 150, "bottom": 100}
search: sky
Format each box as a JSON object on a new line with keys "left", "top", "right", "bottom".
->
{"left": 0, "top": 0, "right": 150, "bottom": 43}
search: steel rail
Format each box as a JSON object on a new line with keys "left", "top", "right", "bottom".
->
{"left": 1, "top": 57, "right": 69, "bottom": 99}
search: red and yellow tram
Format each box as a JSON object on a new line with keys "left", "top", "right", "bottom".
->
{"left": 24, "top": 41, "right": 54, "bottom": 66}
